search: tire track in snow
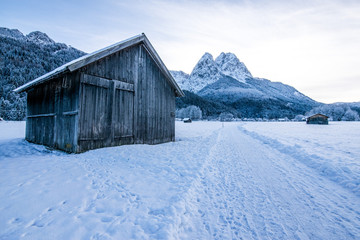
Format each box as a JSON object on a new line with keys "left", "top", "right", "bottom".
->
{"left": 178, "top": 123, "right": 360, "bottom": 239}
{"left": 240, "top": 126, "right": 360, "bottom": 197}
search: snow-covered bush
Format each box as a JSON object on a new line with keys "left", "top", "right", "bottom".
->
{"left": 293, "top": 114, "right": 305, "bottom": 121}
{"left": 219, "top": 112, "right": 234, "bottom": 121}
{"left": 176, "top": 105, "right": 202, "bottom": 120}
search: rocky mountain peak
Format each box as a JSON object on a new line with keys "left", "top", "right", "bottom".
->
{"left": 0, "top": 28, "right": 58, "bottom": 46}
{"left": 0, "top": 27, "right": 25, "bottom": 40}
{"left": 200, "top": 52, "right": 214, "bottom": 61}
{"left": 215, "top": 52, "right": 252, "bottom": 82}
{"left": 26, "top": 31, "right": 55, "bottom": 45}
{"left": 187, "top": 53, "right": 222, "bottom": 92}
{"left": 174, "top": 52, "right": 254, "bottom": 92}
{"left": 191, "top": 53, "right": 218, "bottom": 73}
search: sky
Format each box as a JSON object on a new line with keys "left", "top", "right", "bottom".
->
{"left": 1, "top": 0, "right": 359, "bottom": 103}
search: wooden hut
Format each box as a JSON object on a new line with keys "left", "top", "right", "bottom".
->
{"left": 306, "top": 113, "right": 329, "bottom": 125}
{"left": 14, "top": 34, "right": 184, "bottom": 153}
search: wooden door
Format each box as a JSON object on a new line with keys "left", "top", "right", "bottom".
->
{"left": 112, "top": 80, "right": 134, "bottom": 142}
{"left": 79, "top": 74, "right": 134, "bottom": 146}
{"left": 79, "top": 74, "right": 111, "bottom": 141}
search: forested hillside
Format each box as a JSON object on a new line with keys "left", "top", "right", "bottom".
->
{"left": 0, "top": 28, "right": 85, "bottom": 120}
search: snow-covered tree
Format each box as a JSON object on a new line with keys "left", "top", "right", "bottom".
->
{"left": 176, "top": 105, "right": 202, "bottom": 120}
{"left": 342, "top": 109, "right": 360, "bottom": 121}
{"left": 219, "top": 112, "right": 234, "bottom": 121}
{"left": 294, "top": 114, "right": 305, "bottom": 121}
{"left": 332, "top": 107, "right": 345, "bottom": 121}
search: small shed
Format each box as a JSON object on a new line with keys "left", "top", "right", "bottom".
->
{"left": 183, "top": 118, "right": 192, "bottom": 123}
{"left": 306, "top": 113, "right": 329, "bottom": 125}
{"left": 14, "top": 34, "right": 184, "bottom": 153}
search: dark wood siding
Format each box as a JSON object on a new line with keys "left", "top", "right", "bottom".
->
{"left": 113, "top": 82, "right": 134, "bottom": 141}
{"left": 25, "top": 41, "right": 177, "bottom": 153}
{"left": 307, "top": 116, "right": 329, "bottom": 125}
{"left": 137, "top": 44, "right": 176, "bottom": 144}
{"left": 26, "top": 72, "right": 79, "bottom": 152}
{"left": 79, "top": 74, "right": 110, "bottom": 141}
{"left": 83, "top": 45, "right": 138, "bottom": 84}
{"left": 26, "top": 80, "right": 56, "bottom": 146}
{"left": 55, "top": 72, "right": 80, "bottom": 152}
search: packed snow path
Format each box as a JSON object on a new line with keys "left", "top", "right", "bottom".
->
{"left": 177, "top": 124, "right": 360, "bottom": 239}
{"left": 0, "top": 121, "right": 359, "bottom": 239}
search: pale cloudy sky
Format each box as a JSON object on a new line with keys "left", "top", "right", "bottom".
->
{"left": 1, "top": 0, "right": 359, "bottom": 103}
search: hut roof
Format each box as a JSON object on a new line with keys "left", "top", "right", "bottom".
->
{"left": 307, "top": 113, "right": 329, "bottom": 119}
{"left": 14, "top": 33, "right": 184, "bottom": 97}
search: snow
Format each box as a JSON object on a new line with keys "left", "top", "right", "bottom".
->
{"left": 1, "top": 121, "right": 359, "bottom": 239}
{"left": 241, "top": 122, "right": 360, "bottom": 196}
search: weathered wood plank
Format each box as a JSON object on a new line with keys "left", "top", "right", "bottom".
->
{"left": 114, "top": 80, "right": 134, "bottom": 92}
{"left": 63, "top": 110, "right": 78, "bottom": 116}
{"left": 27, "top": 113, "right": 56, "bottom": 118}
{"left": 81, "top": 74, "right": 110, "bottom": 88}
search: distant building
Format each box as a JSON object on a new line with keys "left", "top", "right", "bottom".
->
{"left": 183, "top": 118, "right": 192, "bottom": 123}
{"left": 14, "top": 34, "right": 184, "bottom": 153}
{"left": 306, "top": 114, "right": 329, "bottom": 125}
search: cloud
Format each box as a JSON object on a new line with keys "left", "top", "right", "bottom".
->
{"left": 1, "top": 0, "right": 359, "bottom": 103}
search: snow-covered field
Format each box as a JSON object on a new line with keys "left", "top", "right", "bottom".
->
{"left": 0, "top": 121, "right": 359, "bottom": 239}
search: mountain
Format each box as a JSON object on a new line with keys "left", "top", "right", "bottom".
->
{"left": 0, "top": 27, "right": 86, "bottom": 120}
{"left": 215, "top": 52, "right": 252, "bottom": 82}
{"left": 182, "top": 53, "right": 221, "bottom": 92}
{"left": 26, "top": 31, "right": 56, "bottom": 45}
{"left": 173, "top": 52, "right": 253, "bottom": 93}
{"left": 0, "top": 28, "right": 25, "bottom": 40}
{"left": 171, "top": 52, "right": 320, "bottom": 119}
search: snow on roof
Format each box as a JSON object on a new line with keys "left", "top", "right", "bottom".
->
{"left": 307, "top": 113, "right": 329, "bottom": 119}
{"left": 14, "top": 33, "right": 184, "bottom": 97}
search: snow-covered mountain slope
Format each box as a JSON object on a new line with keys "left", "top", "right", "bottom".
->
{"left": 196, "top": 75, "right": 318, "bottom": 118}
{"left": 245, "top": 77, "right": 316, "bottom": 105}
{"left": 198, "top": 76, "right": 266, "bottom": 101}
{"left": 169, "top": 71, "right": 189, "bottom": 90}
